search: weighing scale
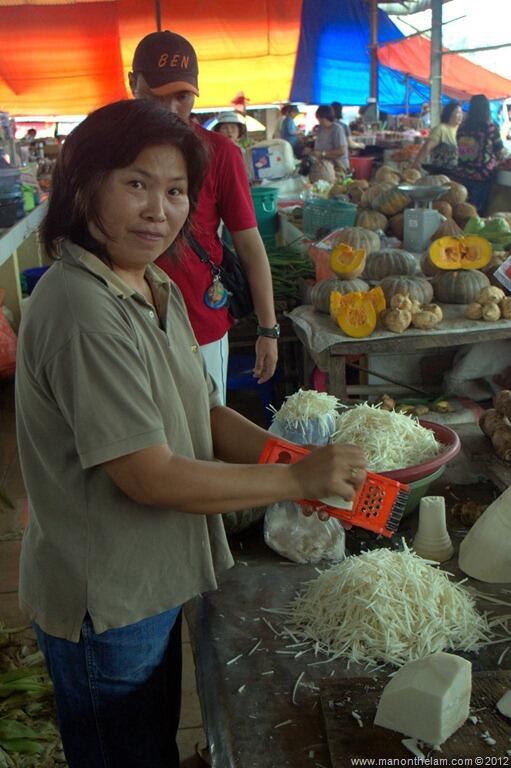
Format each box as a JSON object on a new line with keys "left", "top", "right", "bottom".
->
{"left": 398, "top": 184, "right": 451, "bottom": 252}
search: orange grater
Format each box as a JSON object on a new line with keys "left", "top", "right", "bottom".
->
{"left": 258, "top": 437, "right": 409, "bottom": 538}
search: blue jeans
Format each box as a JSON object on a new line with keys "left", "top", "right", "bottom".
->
{"left": 34, "top": 607, "right": 182, "bottom": 768}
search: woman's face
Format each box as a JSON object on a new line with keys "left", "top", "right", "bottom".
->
{"left": 89, "top": 144, "right": 189, "bottom": 271}
{"left": 450, "top": 107, "right": 463, "bottom": 127}
{"left": 217, "top": 123, "right": 240, "bottom": 141}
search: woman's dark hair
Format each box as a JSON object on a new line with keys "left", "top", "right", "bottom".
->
{"left": 316, "top": 105, "right": 335, "bottom": 122}
{"left": 440, "top": 100, "right": 460, "bottom": 125}
{"left": 42, "top": 99, "right": 209, "bottom": 259}
{"left": 281, "top": 103, "right": 298, "bottom": 117}
{"left": 464, "top": 94, "right": 491, "bottom": 129}
{"left": 331, "top": 101, "right": 343, "bottom": 120}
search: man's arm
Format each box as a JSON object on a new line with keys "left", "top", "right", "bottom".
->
{"left": 231, "top": 227, "right": 278, "bottom": 384}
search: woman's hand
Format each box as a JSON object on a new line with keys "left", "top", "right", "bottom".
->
{"left": 288, "top": 443, "right": 367, "bottom": 506}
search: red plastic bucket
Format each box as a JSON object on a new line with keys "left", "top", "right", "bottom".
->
{"left": 350, "top": 156, "right": 375, "bottom": 181}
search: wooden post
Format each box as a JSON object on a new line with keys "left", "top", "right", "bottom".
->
{"left": 155, "top": 0, "right": 162, "bottom": 31}
{"left": 430, "top": 0, "right": 443, "bottom": 126}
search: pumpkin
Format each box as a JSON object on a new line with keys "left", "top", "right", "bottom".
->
{"left": 363, "top": 248, "right": 420, "bottom": 281}
{"left": 429, "top": 235, "right": 492, "bottom": 271}
{"left": 372, "top": 186, "right": 411, "bottom": 216}
{"left": 356, "top": 209, "right": 388, "bottom": 232}
{"left": 380, "top": 276, "right": 434, "bottom": 305}
{"left": 388, "top": 213, "right": 404, "bottom": 240}
{"left": 453, "top": 202, "right": 478, "bottom": 228}
{"left": 328, "top": 182, "right": 348, "bottom": 198}
{"left": 360, "top": 183, "right": 393, "bottom": 208}
{"left": 401, "top": 168, "right": 422, "bottom": 184}
{"left": 334, "top": 292, "right": 377, "bottom": 338}
{"left": 329, "top": 243, "right": 366, "bottom": 279}
{"left": 374, "top": 165, "right": 401, "bottom": 184}
{"left": 417, "top": 174, "right": 451, "bottom": 187}
{"left": 330, "top": 227, "right": 381, "bottom": 255}
{"left": 367, "top": 286, "right": 386, "bottom": 315}
{"left": 351, "top": 179, "right": 370, "bottom": 191}
{"left": 432, "top": 270, "right": 490, "bottom": 304}
{"left": 432, "top": 200, "right": 453, "bottom": 218}
{"left": 311, "top": 277, "right": 370, "bottom": 314}
{"left": 348, "top": 186, "right": 364, "bottom": 204}
{"left": 440, "top": 181, "right": 469, "bottom": 207}
{"left": 420, "top": 251, "right": 443, "bottom": 278}
{"left": 432, "top": 218, "right": 464, "bottom": 240}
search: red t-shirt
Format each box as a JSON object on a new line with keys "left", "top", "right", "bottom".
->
{"left": 157, "top": 125, "right": 257, "bottom": 345}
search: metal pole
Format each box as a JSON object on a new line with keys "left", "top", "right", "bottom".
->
{"left": 155, "top": 0, "right": 162, "bottom": 31}
{"left": 430, "top": 0, "right": 442, "bottom": 126}
{"left": 405, "top": 74, "right": 410, "bottom": 116}
{"left": 370, "top": 0, "right": 379, "bottom": 103}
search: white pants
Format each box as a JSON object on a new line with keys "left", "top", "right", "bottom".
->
{"left": 200, "top": 332, "right": 229, "bottom": 406}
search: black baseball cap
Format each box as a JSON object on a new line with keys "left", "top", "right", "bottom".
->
{"left": 132, "top": 30, "right": 199, "bottom": 97}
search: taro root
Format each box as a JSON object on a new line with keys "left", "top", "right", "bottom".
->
{"left": 422, "top": 303, "right": 443, "bottom": 322}
{"left": 492, "top": 425, "right": 511, "bottom": 462}
{"left": 494, "top": 390, "right": 511, "bottom": 420}
{"left": 479, "top": 408, "right": 505, "bottom": 438}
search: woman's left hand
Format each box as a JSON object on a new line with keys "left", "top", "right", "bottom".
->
{"left": 254, "top": 336, "right": 278, "bottom": 383}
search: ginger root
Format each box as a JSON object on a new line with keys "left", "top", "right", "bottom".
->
{"left": 412, "top": 310, "right": 441, "bottom": 330}
{"left": 482, "top": 302, "right": 501, "bottom": 322}
{"left": 500, "top": 297, "right": 511, "bottom": 320}
{"left": 492, "top": 425, "right": 511, "bottom": 462}
{"left": 390, "top": 293, "right": 413, "bottom": 312}
{"left": 479, "top": 408, "right": 505, "bottom": 438}
{"left": 494, "top": 390, "right": 511, "bottom": 420}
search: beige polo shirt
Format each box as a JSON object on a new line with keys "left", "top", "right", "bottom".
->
{"left": 15, "top": 240, "right": 234, "bottom": 642}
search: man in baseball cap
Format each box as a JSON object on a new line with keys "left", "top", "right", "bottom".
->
{"left": 130, "top": 30, "right": 199, "bottom": 98}
{"left": 129, "top": 31, "right": 278, "bottom": 401}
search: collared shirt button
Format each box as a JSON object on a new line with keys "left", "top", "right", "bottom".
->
{"left": 191, "top": 344, "right": 198, "bottom": 353}
{"left": 149, "top": 310, "right": 155, "bottom": 319}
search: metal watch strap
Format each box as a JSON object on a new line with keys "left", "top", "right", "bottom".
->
{"left": 257, "top": 324, "right": 280, "bottom": 338}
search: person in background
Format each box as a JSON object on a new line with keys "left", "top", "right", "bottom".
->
{"left": 23, "top": 128, "right": 37, "bottom": 141}
{"left": 212, "top": 111, "right": 247, "bottom": 145}
{"left": 419, "top": 102, "right": 431, "bottom": 129}
{"left": 456, "top": 93, "right": 507, "bottom": 215}
{"left": 277, "top": 103, "right": 304, "bottom": 157}
{"left": 331, "top": 102, "right": 364, "bottom": 150}
{"left": 129, "top": 30, "right": 278, "bottom": 403}
{"left": 305, "top": 104, "right": 349, "bottom": 171}
{"left": 411, "top": 100, "right": 462, "bottom": 174}
{"left": 15, "top": 98, "right": 367, "bottom": 768}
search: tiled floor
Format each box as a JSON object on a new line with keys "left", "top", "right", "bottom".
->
{"left": 0, "top": 379, "right": 206, "bottom": 767}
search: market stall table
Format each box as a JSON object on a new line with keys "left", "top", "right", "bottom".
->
{"left": 288, "top": 303, "right": 511, "bottom": 400}
{"left": 185, "top": 509, "right": 510, "bottom": 768}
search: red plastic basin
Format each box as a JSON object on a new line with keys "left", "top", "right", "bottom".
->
{"left": 379, "top": 420, "right": 461, "bottom": 484}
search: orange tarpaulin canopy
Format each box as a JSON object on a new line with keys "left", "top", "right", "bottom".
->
{"left": 0, "top": 0, "right": 303, "bottom": 115}
{"left": 378, "top": 34, "right": 511, "bottom": 102}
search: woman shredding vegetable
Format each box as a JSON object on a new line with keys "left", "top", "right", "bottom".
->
{"left": 15, "top": 99, "right": 366, "bottom": 768}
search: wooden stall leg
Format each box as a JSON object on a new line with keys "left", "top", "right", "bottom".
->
{"left": 0, "top": 249, "right": 22, "bottom": 330}
{"left": 327, "top": 355, "right": 347, "bottom": 401}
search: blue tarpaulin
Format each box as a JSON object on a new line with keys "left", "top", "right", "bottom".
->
{"left": 290, "top": 0, "right": 439, "bottom": 111}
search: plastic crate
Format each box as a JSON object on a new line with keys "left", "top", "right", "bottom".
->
{"left": 303, "top": 198, "right": 357, "bottom": 239}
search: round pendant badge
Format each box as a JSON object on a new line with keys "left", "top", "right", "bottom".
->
{"left": 204, "top": 277, "right": 229, "bottom": 309}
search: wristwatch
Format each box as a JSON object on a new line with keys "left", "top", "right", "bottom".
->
{"left": 257, "top": 323, "right": 280, "bottom": 339}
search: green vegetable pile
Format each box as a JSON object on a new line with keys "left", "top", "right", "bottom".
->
{"left": 464, "top": 216, "right": 511, "bottom": 250}
{"left": 265, "top": 244, "right": 315, "bottom": 304}
{"left": 0, "top": 625, "right": 64, "bottom": 767}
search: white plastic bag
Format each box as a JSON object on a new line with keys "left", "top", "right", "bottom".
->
{"left": 264, "top": 502, "right": 345, "bottom": 564}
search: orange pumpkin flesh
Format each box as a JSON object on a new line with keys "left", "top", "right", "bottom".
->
{"left": 329, "top": 244, "right": 366, "bottom": 279}
{"left": 367, "top": 286, "right": 386, "bottom": 315}
{"left": 334, "top": 292, "right": 377, "bottom": 338}
{"left": 429, "top": 235, "right": 492, "bottom": 271}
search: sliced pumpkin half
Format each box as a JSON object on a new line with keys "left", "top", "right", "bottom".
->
{"left": 429, "top": 235, "right": 492, "bottom": 271}
{"left": 336, "top": 293, "right": 377, "bottom": 338}
{"left": 367, "top": 286, "right": 386, "bottom": 315}
{"left": 329, "top": 243, "right": 366, "bottom": 279}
